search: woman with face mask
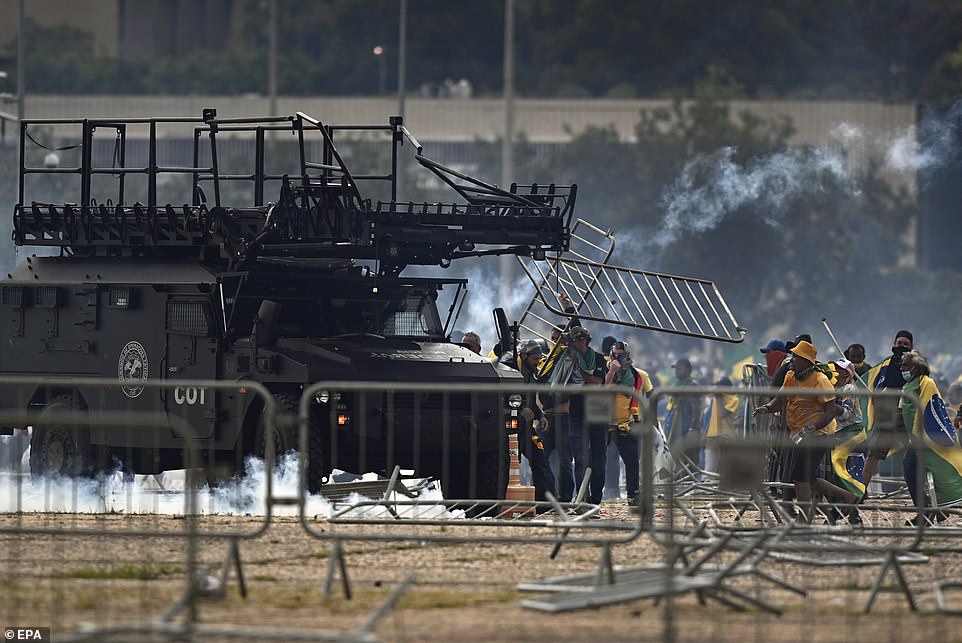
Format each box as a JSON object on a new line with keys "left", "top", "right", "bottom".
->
{"left": 899, "top": 350, "right": 962, "bottom": 524}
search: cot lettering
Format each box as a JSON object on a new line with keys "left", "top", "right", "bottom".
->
{"left": 174, "top": 386, "right": 207, "bottom": 405}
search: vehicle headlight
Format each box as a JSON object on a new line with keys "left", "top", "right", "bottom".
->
{"left": 315, "top": 391, "right": 341, "bottom": 404}
{"left": 507, "top": 394, "right": 523, "bottom": 409}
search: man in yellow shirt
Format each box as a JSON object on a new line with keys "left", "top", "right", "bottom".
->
{"left": 753, "top": 340, "right": 861, "bottom": 524}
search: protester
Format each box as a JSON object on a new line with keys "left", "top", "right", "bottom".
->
{"left": 862, "top": 330, "right": 915, "bottom": 493}
{"left": 760, "top": 339, "right": 788, "bottom": 379}
{"left": 550, "top": 325, "right": 607, "bottom": 504}
{"left": 604, "top": 340, "right": 641, "bottom": 505}
{"left": 752, "top": 340, "right": 861, "bottom": 524}
{"left": 538, "top": 293, "right": 581, "bottom": 501}
{"left": 513, "top": 339, "right": 556, "bottom": 502}
{"left": 844, "top": 343, "right": 871, "bottom": 379}
{"left": 828, "top": 358, "right": 869, "bottom": 504}
{"left": 899, "top": 350, "right": 962, "bottom": 524}
{"left": 704, "top": 377, "right": 739, "bottom": 475}
{"left": 664, "top": 357, "right": 701, "bottom": 465}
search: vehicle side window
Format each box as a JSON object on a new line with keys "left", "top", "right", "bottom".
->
{"left": 167, "top": 299, "right": 214, "bottom": 336}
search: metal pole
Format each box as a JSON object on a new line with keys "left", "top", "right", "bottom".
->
{"left": 378, "top": 54, "right": 386, "bottom": 96}
{"left": 398, "top": 0, "right": 407, "bottom": 119}
{"left": 17, "top": 0, "right": 25, "bottom": 122}
{"left": 499, "top": 0, "right": 516, "bottom": 307}
{"left": 821, "top": 317, "right": 868, "bottom": 388}
{"left": 268, "top": 0, "right": 277, "bottom": 118}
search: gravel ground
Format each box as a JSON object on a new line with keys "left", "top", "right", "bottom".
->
{"left": 3, "top": 500, "right": 962, "bottom": 642}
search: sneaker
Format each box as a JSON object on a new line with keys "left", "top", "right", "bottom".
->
{"left": 847, "top": 507, "right": 863, "bottom": 527}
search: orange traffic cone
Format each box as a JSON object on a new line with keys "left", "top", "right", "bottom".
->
{"left": 503, "top": 433, "right": 535, "bottom": 518}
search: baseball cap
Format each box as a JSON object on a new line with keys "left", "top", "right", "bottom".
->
{"left": 834, "top": 358, "right": 855, "bottom": 377}
{"left": 568, "top": 326, "right": 591, "bottom": 343}
{"left": 760, "top": 339, "right": 786, "bottom": 354}
{"left": 519, "top": 339, "right": 544, "bottom": 356}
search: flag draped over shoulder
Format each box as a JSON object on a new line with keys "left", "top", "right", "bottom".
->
{"left": 862, "top": 357, "right": 891, "bottom": 438}
{"left": 831, "top": 379, "right": 870, "bottom": 498}
{"left": 902, "top": 376, "right": 962, "bottom": 507}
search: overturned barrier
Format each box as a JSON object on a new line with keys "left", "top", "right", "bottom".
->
{"left": 0, "top": 376, "right": 416, "bottom": 642}
{"left": 517, "top": 384, "right": 962, "bottom": 640}
{"left": 8, "top": 374, "right": 962, "bottom": 641}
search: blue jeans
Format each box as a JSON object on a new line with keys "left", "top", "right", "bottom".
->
{"left": 569, "top": 414, "right": 588, "bottom": 501}
{"left": 542, "top": 412, "right": 575, "bottom": 502}
{"left": 568, "top": 411, "right": 610, "bottom": 504}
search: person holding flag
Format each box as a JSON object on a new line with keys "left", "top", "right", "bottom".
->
{"left": 899, "top": 350, "right": 962, "bottom": 524}
{"left": 828, "top": 359, "right": 869, "bottom": 504}
{"left": 861, "top": 330, "right": 915, "bottom": 492}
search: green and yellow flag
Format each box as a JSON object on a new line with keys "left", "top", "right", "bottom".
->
{"left": 902, "top": 375, "right": 962, "bottom": 507}
{"left": 830, "top": 379, "right": 870, "bottom": 498}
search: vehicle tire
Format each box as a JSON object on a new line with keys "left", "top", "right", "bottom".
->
{"left": 440, "top": 444, "right": 509, "bottom": 501}
{"left": 255, "top": 393, "right": 298, "bottom": 470}
{"left": 254, "top": 393, "right": 328, "bottom": 493}
{"left": 475, "top": 445, "right": 509, "bottom": 500}
{"left": 29, "top": 396, "right": 91, "bottom": 477}
{"left": 306, "top": 411, "right": 328, "bottom": 494}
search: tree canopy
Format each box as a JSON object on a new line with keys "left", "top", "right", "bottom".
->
{"left": 5, "top": 0, "right": 962, "bottom": 101}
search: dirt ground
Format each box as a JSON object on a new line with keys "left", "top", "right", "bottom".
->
{"left": 3, "top": 501, "right": 962, "bottom": 642}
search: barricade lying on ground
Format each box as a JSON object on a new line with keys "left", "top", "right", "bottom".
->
{"left": 5, "top": 378, "right": 962, "bottom": 641}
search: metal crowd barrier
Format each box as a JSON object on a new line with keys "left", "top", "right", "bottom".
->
{"left": 8, "top": 374, "right": 962, "bottom": 641}
{"left": 518, "top": 383, "right": 962, "bottom": 640}
{"left": 294, "top": 381, "right": 652, "bottom": 597}
{"left": 0, "top": 376, "right": 407, "bottom": 642}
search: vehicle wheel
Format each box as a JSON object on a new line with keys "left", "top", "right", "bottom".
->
{"left": 475, "top": 445, "right": 509, "bottom": 500}
{"left": 440, "top": 445, "right": 509, "bottom": 501}
{"left": 254, "top": 393, "right": 328, "bottom": 493}
{"left": 29, "top": 396, "right": 91, "bottom": 477}
{"left": 306, "top": 410, "right": 328, "bottom": 493}
{"left": 255, "top": 393, "right": 298, "bottom": 469}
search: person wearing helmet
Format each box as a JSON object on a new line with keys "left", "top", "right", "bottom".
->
{"left": 550, "top": 324, "right": 607, "bottom": 504}
{"left": 513, "top": 339, "right": 556, "bottom": 502}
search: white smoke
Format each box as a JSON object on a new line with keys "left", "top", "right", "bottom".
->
{"left": 655, "top": 145, "right": 859, "bottom": 248}
{"left": 0, "top": 444, "right": 449, "bottom": 518}
{"left": 652, "top": 100, "right": 962, "bottom": 248}
{"left": 451, "top": 263, "right": 538, "bottom": 354}
{"left": 885, "top": 102, "right": 962, "bottom": 175}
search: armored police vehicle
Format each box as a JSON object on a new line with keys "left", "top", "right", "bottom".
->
{"left": 1, "top": 110, "right": 575, "bottom": 499}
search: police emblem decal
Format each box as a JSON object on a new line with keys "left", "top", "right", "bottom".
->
{"left": 118, "top": 340, "right": 149, "bottom": 398}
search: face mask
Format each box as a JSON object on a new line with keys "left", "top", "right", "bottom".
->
{"left": 901, "top": 370, "right": 914, "bottom": 381}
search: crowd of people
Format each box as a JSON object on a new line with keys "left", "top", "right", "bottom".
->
{"left": 457, "top": 316, "right": 962, "bottom": 522}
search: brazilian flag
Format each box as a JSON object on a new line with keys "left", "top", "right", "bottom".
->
{"left": 861, "top": 357, "right": 901, "bottom": 460}
{"left": 902, "top": 376, "right": 962, "bottom": 507}
{"left": 830, "top": 380, "right": 870, "bottom": 498}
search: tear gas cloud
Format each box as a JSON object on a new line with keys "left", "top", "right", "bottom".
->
{"left": 656, "top": 102, "right": 962, "bottom": 247}
{"left": 0, "top": 446, "right": 451, "bottom": 518}
{"left": 656, "top": 145, "right": 858, "bottom": 249}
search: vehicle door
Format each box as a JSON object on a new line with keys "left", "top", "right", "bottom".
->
{"left": 164, "top": 296, "right": 219, "bottom": 440}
